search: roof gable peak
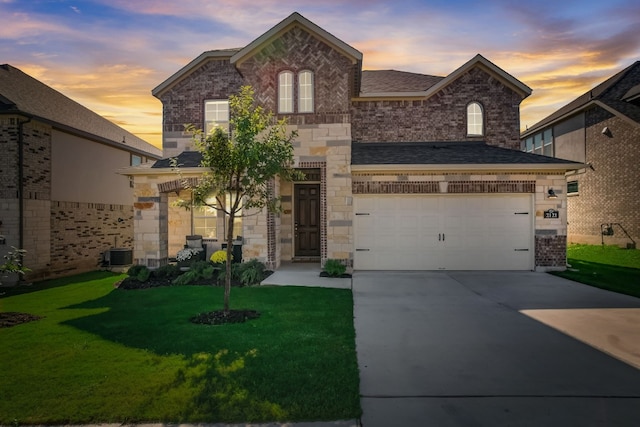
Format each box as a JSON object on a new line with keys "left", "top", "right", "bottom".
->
{"left": 230, "top": 12, "right": 362, "bottom": 66}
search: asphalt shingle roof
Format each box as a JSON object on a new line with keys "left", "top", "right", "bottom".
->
{"left": 524, "top": 61, "right": 640, "bottom": 135}
{"left": 152, "top": 151, "right": 202, "bottom": 168}
{"left": 0, "top": 64, "right": 162, "bottom": 158}
{"left": 352, "top": 141, "right": 582, "bottom": 165}
{"left": 360, "top": 70, "right": 444, "bottom": 94}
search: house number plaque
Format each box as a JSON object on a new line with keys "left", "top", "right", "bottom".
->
{"left": 544, "top": 209, "right": 559, "bottom": 219}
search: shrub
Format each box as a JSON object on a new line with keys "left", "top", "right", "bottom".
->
{"left": 153, "top": 264, "right": 181, "bottom": 279}
{"left": 323, "top": 259, "right": 346, "bottom": 277}
{"left": 172, "top": 261, "right": 215, "bottom": 286}
{"left": 217, "top": 263, "right": 240, "bottom": 285}
{"left": 127, "top": 265, "right": 151, "bottom": 282}
{"left": 236, "top": 259, "right": 267, "bottom": 286}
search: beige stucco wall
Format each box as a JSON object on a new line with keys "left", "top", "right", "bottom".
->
{"left": 554, "top": 113, "right": 586, "bottom": 163}
{"left": 51, "top": 129, "right": 135, "bottom": 205}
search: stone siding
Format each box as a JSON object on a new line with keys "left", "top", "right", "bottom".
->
{"left": 352, "top": 67, "right": 522, "bottom": 149}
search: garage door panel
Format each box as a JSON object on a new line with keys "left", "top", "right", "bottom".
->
{"left": 354, "top": 195, "right": 533, "bottom": 270}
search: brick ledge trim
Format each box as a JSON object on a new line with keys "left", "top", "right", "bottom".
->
{"left": 353, "top": 180, "right": 535, "bottom": 194}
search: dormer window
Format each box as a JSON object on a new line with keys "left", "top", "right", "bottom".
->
{"left": 278, "top": 70, "right": 314, "bottom": 113}
{"left": 467, "top": 102, "right": 484, "bottom": 136}
{"left": 278, "top": 71, "right": 294, "bottom": 113}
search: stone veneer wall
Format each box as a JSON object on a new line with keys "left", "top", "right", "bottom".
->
{"left": 297, "top": 124, "right": 352, "bottom": 266}
{"left": 351, "top": 67, "right": 523, "bottom": 150}
{"left": 352, "top": 170, "right": 568, "bottom": 270}
{"left": 132, "top": 174, "right": 170, "bottom": 268}
{"left": 241, "top": 123, "right": 352, "bottom": 269}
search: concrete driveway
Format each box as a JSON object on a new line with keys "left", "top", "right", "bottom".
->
{"left": 353, "top": 271, "right": 640, "bottom": 426}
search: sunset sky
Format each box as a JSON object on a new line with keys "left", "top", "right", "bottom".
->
{"left": 2, "top": 0, "right": 639, "bottom": 149}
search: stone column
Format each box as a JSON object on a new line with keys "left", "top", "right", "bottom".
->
{"left": 133, "top": 178, "right": 168, "bottom": 268}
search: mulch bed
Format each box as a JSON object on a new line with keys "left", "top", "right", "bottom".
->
{"left": 319, "top": 272, "right": 352, "bottom": 278}
{"left": 0, "top": 312, "right": 43, "bottom": 328}
{"left": 190, "top": 309, "right": 261, "bottom": 325}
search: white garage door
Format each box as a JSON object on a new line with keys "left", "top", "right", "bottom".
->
{"left": 354, "top": 195, "right": 533, "bottom": 270}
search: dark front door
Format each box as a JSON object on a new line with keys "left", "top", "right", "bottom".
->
{"left": 295, "top": 184, "right": 321, "bottom": 257}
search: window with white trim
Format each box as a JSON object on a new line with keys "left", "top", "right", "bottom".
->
{"left": 204, "top": 100, "right": 229, "bottom": 134}
{"left": 567, "top": 181, "right": 579, "bottom": 195}
{"left": 193, "top": 196, "right": 218, "bottom": 239}
{"left": 192, "top": 195, "right": 243, "bottom": 240}
{"left": 278, "top": 71, "right": 294, "bottom": 113}
{"left": 298, "top": 70, "right": 314, "bottom": 113}
{"left": 467, "top": 102, "right": 483, "bottom": 136}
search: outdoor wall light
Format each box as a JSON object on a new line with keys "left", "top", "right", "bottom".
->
{"left": 547, "top": 189, "right": 558, "bottom": 199}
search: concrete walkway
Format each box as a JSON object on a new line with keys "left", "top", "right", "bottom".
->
{"left": 261, "top": 262, "right": 352, "bottom": 289}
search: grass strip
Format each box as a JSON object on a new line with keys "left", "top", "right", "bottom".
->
{"left": 551, "top": 244, "right": 640, "bottom": 298}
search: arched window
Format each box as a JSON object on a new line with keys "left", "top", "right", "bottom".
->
{"left": 278, "top": 71, "right": 294, "bottom": 113}
{"left": 298, "top": 70, "right": 314, "bottom": 113}
{"left": 467, "top": 102, "right": 484, "bottom": 136}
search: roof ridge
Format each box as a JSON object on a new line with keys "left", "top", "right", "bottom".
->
{"left": 524, "top": 61, "right": 640, "bottom": 134}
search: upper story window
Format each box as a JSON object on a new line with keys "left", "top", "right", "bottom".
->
{"left": 278, "top": 70, "right": 314, "bottom": 113}
{"left": 467, "top": 102, "right": 484, "bottom": 136}
{"left": 298, "top": 70, "right": 314, "bottom": 113}
{"left": 521, "top": 128, "right": 553, "bottom": 156}
{"left": 278, "top": 71, "right": 294, "bottom": 113}
{"left": 205, "top": 100, "right": 229, "bottom": 134}
{"left": 130, "top": 154, "right": 142, "bottom": 166}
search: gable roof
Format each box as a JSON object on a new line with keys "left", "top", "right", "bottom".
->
{"left": 0, "top": 64, "right": 161, "bottom": 158}
{"left": 230, "top": 12, "right": 362, "bottom": 67}
{"left": 152, "top": 49, "right": 241, "bottom": 98}
{"left": 357, "top": 54, "right": 531, "bottom": 99}
{"left": 352, "top": 141, "right": 582, "bottom": 170}
{"left": 522, "top": 61, "right": 640, "bottom": 137}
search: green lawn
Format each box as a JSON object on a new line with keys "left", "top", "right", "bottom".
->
{"left": 551, "top": 244, "right": 640, "bottom": 298}
{"left": 0, "top": 272, "right": 361, "bottom": 424}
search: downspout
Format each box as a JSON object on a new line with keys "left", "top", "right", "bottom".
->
{"left": 18, "top": 116, "right": 31, "bottom": 267}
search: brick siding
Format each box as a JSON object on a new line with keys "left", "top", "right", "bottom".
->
{"left": 49, "top": 201, "right": 133, "bottom": 278}
{"left": 158, "top": 59, "right": 244, "bottom": 134}
{"left": 535, "top": 235, "right": 567, "bottom": 267}
{"left": 567, "top": 108, "right": 640, "bottom": 244}
{"left": 351, "top": 67, "right": 522, "bottom": 149}
{"left": 236, "top": 25, "right": 354, "bottom": 118}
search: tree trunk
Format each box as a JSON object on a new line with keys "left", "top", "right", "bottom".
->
{"left": 224, "top": 212, "right": 235, "bottom": 314}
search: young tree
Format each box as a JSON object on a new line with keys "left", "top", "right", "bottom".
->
{"left": 175, "top": 86, "right": 302, "bottom": 316}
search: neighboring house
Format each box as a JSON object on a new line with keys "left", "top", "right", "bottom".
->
{"left": 521, "top": 61, "right": 640, "bottom": 248}
{"left": 126, "top": 12, "right": 581, "bottom": 272}
{"left": 0, "top": 64, "right": 162, "bottom": 282}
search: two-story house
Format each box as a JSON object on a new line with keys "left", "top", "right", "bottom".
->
{"left": 0, "top": 64, "right": 162, "bottom": 282}
{"left": 521, "top": 61, "right": 640, "bottom": 248}
{"left": 126, "top": 12, "right": 581, "bottom": 272}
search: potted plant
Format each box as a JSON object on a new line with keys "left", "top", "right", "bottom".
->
{"left": 176, "top": 247, "right": 203, "bottom": 269}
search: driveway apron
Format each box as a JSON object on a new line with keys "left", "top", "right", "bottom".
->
{"left": 353, "top": 271, "right": 640, "bottom": 426}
